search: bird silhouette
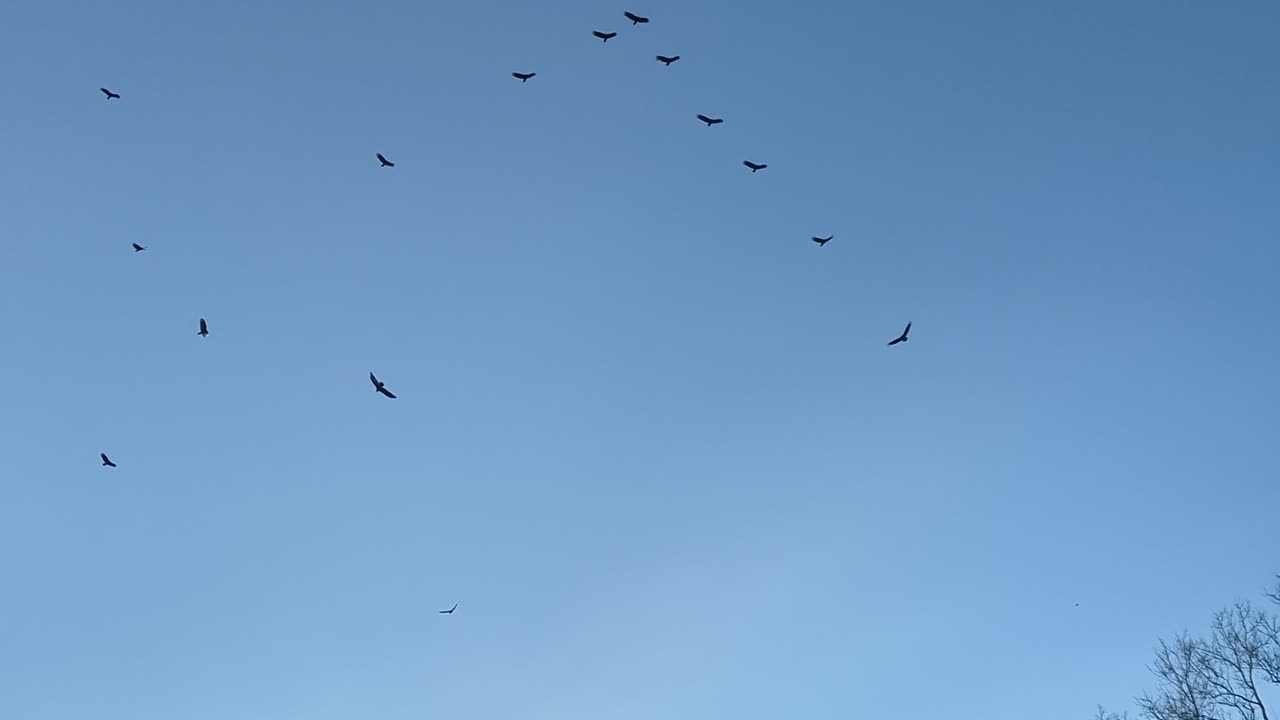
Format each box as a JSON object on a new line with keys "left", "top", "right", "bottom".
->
{"left": 198, "top": 318, "right": 208, "bottom": 337}
{"left": 100, "top": 88, "right": 120, "bottom": 100}
{"left": 100, "top": 453, "right": 117, "bottom": 468}
{"left": 132, "top": 243, "right": 146, "bottom": 252}
{"left": 593, "top": 30, "right": 617, "bottom": 42}
{"left": 697, "top": 114, "right": 724, "bottom": 126}
{"left": 887, "top": 322, "right": 912, "bottom": 346}
{"left": 743, "top": 160, "right": 767, "bottom": 172}
{"left": 376, "top": 153, "right": 395, "bottom": 168}
{"left": 656, "top": 55, "right": 680, "bottom": 66}
{"left": 370, "top": 372, "right": 397, "bottom": 399}
{"left": 812, "top": 235, "right": 833, "bottom": 247}
{"left": 439, "top": 604, "right": 458, "bottom": 614}
{"left": 624, "top": 11, "right": 650, "bottom": 24}
{"left": 512, "top": 72, "right": 536, "bottom": 82}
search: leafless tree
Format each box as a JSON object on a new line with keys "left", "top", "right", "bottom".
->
{"left": 1128, "top": 579, "right": 1280, "bottom": 720}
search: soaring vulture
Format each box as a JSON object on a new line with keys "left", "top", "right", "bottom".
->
{"left": 512, "top": 72, "right": 536, "bottom": 82}
{"left": 887, "top": 322, "right": 912, "bottom": 346}
{"left": 100, "top": 88, "right": 120, "bottom": 100}
{"left": 376, "top": 153, "right": 395, "bottom": 168}
{"left": 624, "top": 11, "right": 650, "bottom": 24}
{"left": 370, "top": 372, "right": 397, "bottom": 399}
{"left": 696, "top": 114, "right": 723, "bottom": 126}
{"left": 743, "top": 161, "right": 767, "bottom": 172}
{"left": 593, "top": 30, "right": 617, "bottom": 42}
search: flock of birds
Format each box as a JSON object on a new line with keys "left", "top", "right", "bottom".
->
{"left": 90, "top": 8, "right": 915, "bottom": 615}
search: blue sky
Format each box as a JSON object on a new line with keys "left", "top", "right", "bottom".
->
{"left": 1, "top": 1, "right": 1277, "bottom": 718}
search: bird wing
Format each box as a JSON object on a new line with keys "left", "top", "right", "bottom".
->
{"left": 100, "top": 88, "right": 111, "bottom": 96}
{"left": 697, "top": 114, "right": 710, "bottom": 122}
{"left": 101, "top": 453, "right": 109, "bottom": 462}
{"left": 625, "top": 11, "right": 639, "bottom": 20}
{"left": 370, "top": 372, "right": 379, "bottom": 388}
{"left": 379, "top": 387, "right": 397, "bottom": 399}
{"left": 903, "top": 322, "right": 912, "bottom": 336}
{"left": 132, "top": 243, "right": 143, "bottom": 250}
{"left": 376, "top": 153, "right": 387, "bottom": 163}
{"left": 199, "top": 319, "right": 207, "bottom": 332}
{"left": 888, "top": 337, "right": 903, "bottom": 346}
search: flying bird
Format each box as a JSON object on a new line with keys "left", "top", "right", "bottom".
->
{"left": 624, "top": 11, "right": 650, "bottom": 24}
{"left": 697, "top": 114, "right": 724, "bottom": 126}
{"left": 100, "top": 88, "right": 120, "bottom": 100}
{"left": 743, "top": 160, "right": 767, "bottom": 172}
{"left": 656, "top": 55, "right": 680, "bottom": 66}
{"left": 439, "top": 604, "right": 458, "bottom": 614}
{"left": 198, "top": 318, "right": 208, "bottom": 337}
{"left": 812, "top": 235, "right": 833, "bottom": 247}
{"left": 376, "top": 153, "right": 395, "bottom": 168}
{"left": 132, "top": 243, "right": 146, "bottom": 252}
{"left": 593, "top": 30, "right": 617, "bottom": 42}
{"left": 370, "top": 372, "right": 397, "bottom": 399}
{"left": 512, "top": 72, "right": 536, "bottom": 82}
{"left": 887, "top": 322, "right": 912, "bottom": 346}
{"left": 100, "top": 453, "right": 117, "bottom": 468}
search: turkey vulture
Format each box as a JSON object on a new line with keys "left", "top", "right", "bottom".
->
{"left": 132, "top": 243, "right": 146, "bottom": 252}
{"left": 593, "top": 30, "right": 617, "bottom": 42}
{"left": 656, "top": 55, "right": 680, "bottom": 66}
{"left": 887, "top": 322, "right": 912, "bottom": 346}
{"left": 376, "top": 153, "right": 395, "bottom": 168}
{"left": 100, "top": 88, "right": 120, "bottom": 100}
{"left": 100, "top": 453, "right": 117, "bottom": 467}
{"left": 743, "top": 160, "right": 767, "bottom": 172}
{"left": 198, "top": 318, "right": 208, "bottom": 337}
{"left": 812, "top": 235, "right": 833, "bottom": 247}
{"left": 512, "top": 72, "right": 536, "bottom": 82}
{"left": 370, "top": 372, "right": 397, "bottom": 399}
{"left": 697, "top": 114, "right": 723, "bottom": 126}
{"left": 624, "top": 11, "right": 650, "bottom": 24}
{"left": 439, "top": 604, "right": 458, "bottom": 614}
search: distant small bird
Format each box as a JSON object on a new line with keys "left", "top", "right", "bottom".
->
{"left": 100, "top": 88, "right": 120, "bottom": 100}
{"left": 812, "top": 235, "right": 833, "bottom": 247}
{"left": 656, "top": 55, "right": 680, "bottom": 66}
{"left": 593, "top": 30, "right": 617, "bottom": 42}
{"left": 132, "top": 243, "right": 146, "bottom": 252}
{"left": 512, "top": 72, "right": 536, "bottom": 82}
{"left": 370, "top": 372, "right": 397, "bottom": 399}
{"left": 887, "top": 322, "right": 912, "bottom": 346}
{"left": 376, "top": 153, "right": 395, "bottom": 168}
{"left": 743, "top": 160, "right": 767, "bottom": 172}
{"left": 439, "top": 603, "right": 458, "bottom": 614}
{"left": 1075, "top": 602, "right": 1081, "bottom": 607}
{"left": 624, "top": 11, "right": 650, "bottom": 24}
{"left": 100, "top": 453, "right": 117, "bottom": 468}
{"left": 697, "top": 114, "right": 723, "bottom": 126}
{"left": 198, "top": 318, "right": 208, "bottom": 337}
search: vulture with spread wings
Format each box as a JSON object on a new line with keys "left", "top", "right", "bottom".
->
{"left": 888, "top": 322, "right": 912, "bottom": 346}
{"left": 370, "top": 372, "right": 397, "bottom": 399}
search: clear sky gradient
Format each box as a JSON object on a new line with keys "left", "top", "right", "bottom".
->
{"left": 1, "top": 1, "right": 1277, "bottom": 719}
